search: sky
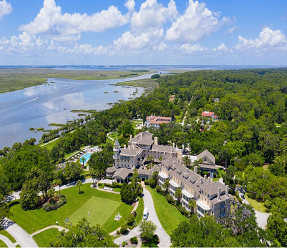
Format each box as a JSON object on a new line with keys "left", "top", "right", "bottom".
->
{"left": 0, "top": 0, "right": 286, "bottom": 65}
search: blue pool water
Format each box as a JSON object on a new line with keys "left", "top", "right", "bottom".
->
{"left": 80, "top": 153, "right": 92, "bottom": 164}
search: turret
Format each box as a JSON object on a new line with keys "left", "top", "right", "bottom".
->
{"left": 113, "top": 138, "right": 120, "bottom": 167}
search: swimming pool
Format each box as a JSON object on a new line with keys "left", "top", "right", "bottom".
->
{"left": 80, "top": 152, "right": 92, "bottom": 164}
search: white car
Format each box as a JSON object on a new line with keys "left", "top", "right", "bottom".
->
{"left": 143, "top": 207, "right": 149, "bottom": 220}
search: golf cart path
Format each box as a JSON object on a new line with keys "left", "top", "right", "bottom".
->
{"left": 0, "top": 234, "right": 17, "bottom": 247}
{"left": 31, "top": 225, "right": 68, "bottom": 236}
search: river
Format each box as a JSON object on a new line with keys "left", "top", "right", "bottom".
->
{"left": 0, "top": 73, "right": 155, "bottom": 149}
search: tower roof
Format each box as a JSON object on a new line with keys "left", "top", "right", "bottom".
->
{"left": 114, "top": 138, "right": 120, "bottom": 147}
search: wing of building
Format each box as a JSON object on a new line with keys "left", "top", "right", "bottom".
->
{"left": 108, "top": 131, "right": 230, "bottom": 219}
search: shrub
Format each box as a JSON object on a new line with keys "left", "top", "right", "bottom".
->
{"left": 130, "top": 237, "right": 138, "bottom": 244}
{"left": 104, "top": 182, "right": 122, "bottom": 188}
{"left": 43, "top": 195, "right": 67, "bottom": 212}
{"left": 8, "top": 199, "right": 20, "bottom": 208}
{"left": 120, "top": 224, "right": 128, "bottom": 235}
{"left": 155, "top": 185, "right": 161, "bottom": 193}
{"left": 122, "top": 241, "right": 128, "bottom": 247}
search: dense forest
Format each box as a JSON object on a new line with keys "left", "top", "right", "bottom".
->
{"left": 0, "top": 68, "right": 287, "bottom": 246}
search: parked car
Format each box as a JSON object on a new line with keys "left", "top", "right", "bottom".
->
{"left": 143, "top": 207, "right": 149, "bottom": 220}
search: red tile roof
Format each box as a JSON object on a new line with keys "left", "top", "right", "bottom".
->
{"left": 146, "top": 116, "right": 172, "bottom": 124}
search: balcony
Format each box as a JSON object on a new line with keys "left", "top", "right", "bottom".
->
{"left": 169, "top": 180, "right": 180, "bottom": 192}
{"left": 182, "top": 189, "right": 193, "bottom": 203}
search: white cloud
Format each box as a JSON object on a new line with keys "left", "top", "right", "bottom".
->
{"left": 114, "top": 29, "right": 164, "bottom": 51}
{"left": 0, "top": 0, "right": 12, "bottom": 19}
{"left": 235, "top": 27, "right": 287, "bottom": 51}
{"left": 226, "top": 25, "right": 237, "bottom": 34}
{"left": 130, "top": 0, "right": 177, "bottom": 30}
{"left": 166, "top": 0, "right": 230, "bottom": 43}
{"left": 177, "top": 44, "right": 207, "bottom": 53}
{"left": 19, "top": 0, "right": 132, "bottom": 40}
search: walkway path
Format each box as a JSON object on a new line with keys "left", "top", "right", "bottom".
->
{"left": 0, "top": 234, "right": 16, "bottom": 247}
{"left": 31, "top": 225, "right": 68, "bottom": 236}
{"left": 2, "top": 218, "right": 38, "bottom": 247}
{"left": 107, "top": 131, "right": 115, "bottom": 141}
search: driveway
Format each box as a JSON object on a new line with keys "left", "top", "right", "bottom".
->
{"left": 242, "top": 197, "right": 271, "bottom": 229}
{"left": 114, "top": 188, "right": 171, "bottom": 247}
{"left": 2, "top": 218, "right": 38, "bottom": 247}
{"left": 143, "top": 188, "right": 171, "bottom": 247}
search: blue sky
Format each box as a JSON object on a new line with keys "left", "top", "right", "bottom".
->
{"left": 0, "top": 0, "right": 286, "bottom": 65}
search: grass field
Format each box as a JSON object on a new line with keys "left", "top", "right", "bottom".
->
{"left": 9, "top": 184, "right": 133, "bottom": 234}
{"left": 245, "top": 195, "right": 267, "bottom": 213}
{"left": 135, "top": 197, "right": 144, "bottom": 225}
{"left": 33, "top": 228, "right": 60, "bottom": 247}
{"left": 116, "top": 78, "right": 157, "bottom": 89}
{"left": 0, "top": 69, "right": 151, "bottom": 93}
{"left": 0, "top": 229, "right": 16, "bottom": 243}
{"left": 70, "top": 196, "right": 120, "bottom": 227}
{"left": 40, "top": 138, "right": 60, "bottom": 150}
{"left": 146, "top": 186, "right": 188, "bottom": 235}
{"left": 0, "top": 239, "right": 7, "bottom": 247}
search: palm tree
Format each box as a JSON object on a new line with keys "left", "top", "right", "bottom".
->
{"left": 82, "top": 157, "right": 86, "bottom": 168}
{"left": 53, "top": 179, "right": 62, "bottom": 197}
{"left": 163, "top": 179, "right": 170, "bottom": 193}
{"left": 188, "top": 199, "right": 197, "bottom": 215}
{"left": 76, "top": 180, "right": 82, "bottom": 194}
{"left": 89, "top": 167, "right": 99, "bottom": 187}
{"left": 175, "top": 188, "right": 182, "bottom": 204}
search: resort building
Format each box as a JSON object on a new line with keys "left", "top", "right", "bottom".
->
{"left": 108, "top": 131, "right": 230, "bottom": 219}
{"left": 201, "top": 111, "right": 218, "bottom": 122}
{"left": 158, "top": 158, "right": 229, "bottom": 219}
{"left": 145, "top": 115, "right": 172, "bottom": 128}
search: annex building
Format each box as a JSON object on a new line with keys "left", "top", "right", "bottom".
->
{"left": 107, "top": 131, "right": 230, "bottom": 219}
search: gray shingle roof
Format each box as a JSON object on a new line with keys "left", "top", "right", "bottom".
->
{"left": 197, "top": 149, "right": 215, "bottom": 164}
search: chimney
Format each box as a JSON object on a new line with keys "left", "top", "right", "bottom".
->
{"left": 128, "top": 145, "right": 130, "bottom": 150}
{"left": 173, "top": 161, "right": 175, "bottom": 167}
{"left": 194, "top": 166, "right": 198, "bottom": 174}
{"left": 218, "top": 188, "right": 221, "bottom": 200}
{"left": 226, "top": 185, "right": 229, "bottom": 198}
{"left": 154, "top": 137, "right": 158, "bottom": 146}
{"left": 204, "top": 175, "right": 206, "bottom": 181}
{"left": 186, "top": 168, "right": 188, "bottom": 173}
{"left": 208, "top": 177, "right": 210, "bottom": 182}
{"left": 173, "top": 142, "right": 175, "bottom": 147}
{"left": 124, "top": 144, "right": 126, "bottom": 149}
{"left": 130, "top": 134, "right": 132, "bottom": 140}
{"left": 200, "top": 178, "right": 203, "bottom": 184}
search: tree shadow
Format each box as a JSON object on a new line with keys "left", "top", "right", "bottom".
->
{"left": 79, "top": 191, "right": 85, "bottom": 194}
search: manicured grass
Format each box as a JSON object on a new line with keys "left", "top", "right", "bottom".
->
{"left": 0, "top": 229, "right": 16, "bottom": 243}
{"left": 131, "top": 120, "right": 143, "bottom": 129}
{"left": 245, "top": 195, "right": 267, "bottom": 213}
{"left": 33, "top": 228, "right": 60, "bottom": 247}
{"left": 70, "top": 196, "right": 120, "bottom": 227}
{"left": 0, "top": 239, "right": 7, "bottom": 248}
{"left": 146, "top": 187, "right": 188, "bottom": 235}
{"left": 9, "top": 184, "right": 132, "bottom": 234}
{"left": 40, "top": 138, "right": 60, "bottom": 150}
{"left": 135, "top": 197, "right": 144, "bottom": 225}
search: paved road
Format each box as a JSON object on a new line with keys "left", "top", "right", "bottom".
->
{"left": 143, "top": 188, "right": 171, "bottom": 247}
{"left": 2, "top": 218, "right": 38, "bottom": 247}
{"left": 242, "top": 197, "right": 271, "bottom": 229}
{"left": 114, "top": 188, "right": 171, "bottom": 247}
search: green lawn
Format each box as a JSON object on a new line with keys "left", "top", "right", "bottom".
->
{"left": 0, "top": 239, "right": 7, "bottom": 248}
{"left": 70, "top": 196, "right": 120, "bottom": 227}
{"left": 131, "top": 120, "right": 143, "bottom": 129}
{"left": 135, "top": 197, "right": 144, "bottom": 225}
{"left": 9, "top": 184, "right": 132, "bottom": 234}
{"left": 146, "top": 187, "right": 188, "bottom": 235}
{"left": 40, "top": 138, "right": 60, "bottom": 151}
{"left": 0, "top": 229, "right": 16, "bottom": 243}
{"left": 33, "top": 228, "right": 60, "bottom": 247}
{"left": 245, "top": 195, "right": 267, "bottom": 213}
